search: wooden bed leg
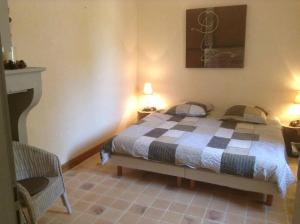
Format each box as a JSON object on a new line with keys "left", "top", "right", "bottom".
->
{"left": 117, "top": 166, "right": 122, "bottom": 177}
{"left": 190, "top": 180, "right": 196, "bottom": 189}
{"left": 265, "top": 194, "right": 273, "bottom": 206}
{"left": 176, "top": 177, "right": 182, "bottom": 187}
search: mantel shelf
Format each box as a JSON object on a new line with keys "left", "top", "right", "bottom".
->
{"left": 5, "top": 67, "right": 46, "bottom": 76}
{"left": 5, "top": 66, "right": 46, "bottom": 143}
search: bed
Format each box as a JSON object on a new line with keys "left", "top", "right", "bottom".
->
{"left": 101, "top": 111, "right": 295, "bottom": 205}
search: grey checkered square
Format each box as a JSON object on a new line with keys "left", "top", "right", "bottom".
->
{"left": 144, "top": 128, "right": 168, "bottom": 138}
{"left": 148, "top": 141, "right": 177, "bottom": 163}
{"left": 220, "top": 153, "right": 255, "bottom": 178}
{"left": 168, "top": 116, "right": 185, "bottom": 122}
{"left": 171, "top": 124, "right": 196, "bottom": 132}
{"left": 232, "top": 132, "right": 259, "bottom": 141}
{"left": 220, "top": 121, "right": 237, "bottom": 129}
{"left": 207, "top": 136, "right": 230, "bottom": 149}
{"left": 225, "top": 105, "right": 246, "bottom": 116}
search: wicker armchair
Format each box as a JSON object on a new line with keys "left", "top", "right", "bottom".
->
{"left": 13, "top": 141, "right": 72, "bottom": 224}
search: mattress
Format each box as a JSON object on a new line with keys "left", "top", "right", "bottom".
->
{"left": 103, "top": 112, "right": 295, "bottom": 195}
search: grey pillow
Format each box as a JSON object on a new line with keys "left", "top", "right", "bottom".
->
{"left": 221, "top": 105, "right": 267, "bottom": 124}
{"left": 185, "top": 101, "right": 214, "bottom": 112}
{"left": 166, "top": 102, "right": 212, "bottom": 117}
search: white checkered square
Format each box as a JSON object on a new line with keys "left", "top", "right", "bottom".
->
{"left": 158, "top": 121, "right": 177, "bottom": 129}
{"left": 228, "top": 139, "right": 252, "bottom": 149}
{"left": 133, "top": 136, "right": 155, "bottom": 157}
{"left": 194, "top": 125, "right": 218, "bottom": 136}
{"left": 156, "top": 136, "right": 177, "bottom": 144}
{"left": 189, "top": 104, "right": 206, "bottom": 116}
{"left": 215, "top": 128, "right": 234, "bottom": 138}
{"left": 141, "top": 120, "right": 163, "bottom": 128}
{"left": 177, "top": 133, "right": 211, "bottom": 148}
{"left": 225, "top": 147, "right": 250, "bottom": 155}
{"left": 163, "top": 129, "right": 185, "bottom": 138}
{"left": 201, "top": 147, "right": 224, "bottom": 173}
{"left": 181, "top": 116, "right": 200, "bottom": 123}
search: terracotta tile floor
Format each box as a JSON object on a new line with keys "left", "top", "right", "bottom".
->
{"left": 38, "top": 155, "right": 298, "bottom": 224}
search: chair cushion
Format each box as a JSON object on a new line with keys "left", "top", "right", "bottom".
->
{"left": 18, "top": 177, "right": 49, "bottom": 196}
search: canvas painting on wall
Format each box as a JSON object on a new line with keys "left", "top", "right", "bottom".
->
{"left": 186, "top": 5, "right": 247, "bottom": 68}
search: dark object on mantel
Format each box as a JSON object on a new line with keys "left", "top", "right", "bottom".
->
{"left": 18, "top": 177, "right": 49, "bottom": 196}
{"left": 4, "top": 60, "right": 27, "bottom": 70}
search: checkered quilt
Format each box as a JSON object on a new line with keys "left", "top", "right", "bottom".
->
{"left": 101, "top": 112, "right": 295, "bottom": 195}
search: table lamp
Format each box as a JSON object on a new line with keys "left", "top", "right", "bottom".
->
{"left": 142, "top": 82, "right": 156, "bottom": 111}
{"left": 290, "top": 91, "right": 300, "bottom": 127}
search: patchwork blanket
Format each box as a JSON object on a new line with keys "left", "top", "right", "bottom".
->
{"left": 101, "top": 112, "right": 295, "bottom": 195}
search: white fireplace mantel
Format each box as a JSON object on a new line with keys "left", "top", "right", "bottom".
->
{"left": 5, "top": 67, "right": 45, "bottom": 143}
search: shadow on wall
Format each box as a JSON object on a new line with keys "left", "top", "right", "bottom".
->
{"left": 7, "top": 0, "right": 138, "bottom": 164}
{"left": 66, "top": 1, "right": 138, "bottom": 162}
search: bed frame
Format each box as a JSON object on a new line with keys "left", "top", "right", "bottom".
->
{"left": 111, "top": 154, "right": 278, "bottom": 206}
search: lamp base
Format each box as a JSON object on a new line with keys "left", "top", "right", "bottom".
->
{"left": 142, "top": 107, "right": 156, "bottom": 112}
{"left": 290, "top": 120, "right": 300, "bottom": 127}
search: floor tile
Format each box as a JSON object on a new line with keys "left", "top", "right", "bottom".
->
{"left": 87, "top": 204, "right": 106, "bottom": 216}
{"left": 111, "top": 199, "right": 131, "bottom": 210}
{"left": 204, "top": 209, "right": 225, "bottom": 223}
{"left": 129, "top": 203, "right": 147, "bottom": 215}
{"left": 119, "top": 212, "right": 141, "bottom": 224}
{"left": 73, "top": 200, "right": 91, "bottom": 212}
{"left": 161, "top": 211, "right": 183, "bottom": 224}
{"left": 80, "top": 182, "right": 95, "bottom": 191}
{"left": 224, "top": 212, "right": 245, "bottom": 224}
{"left": 169, "top": 202, "right": 188, "bottom": 213}
{"left": 181, "top": 215, "right": 202, "bottom": 224}
{"left": 72, "top": 213, "right": 97, "bottom": 224}
{"left": 144, "top": 207, "right": 165, "bottom": 220}
{"left": 152, "top": 199, "right": 171, "bottom": 210}
{"left": 96, "top": 195, "right": 116, "bottom": 206}
{"left": 185, "top": 205, "right": 206, "bottom": 218}
{"left": 137, "top": 217, "right": 160, "bottom": 224}
{"left": 98, "top": 207, "right": 123, "bottom": 222}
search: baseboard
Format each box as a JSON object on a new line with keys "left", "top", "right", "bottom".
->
{"left": 62, "top": 143, "right": 102, "bottom": 172}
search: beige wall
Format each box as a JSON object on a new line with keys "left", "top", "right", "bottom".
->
{"left": 9, "top": 0, "right": 137, "bottom": 163}
{"left": 0, "top": 0, "right": 11, "bottom": 51}
{"left": 137, "top": 0, "right": 300, "bottom": 121}
{"left": 7, "top": 0, "right": 300, "bottom": 163}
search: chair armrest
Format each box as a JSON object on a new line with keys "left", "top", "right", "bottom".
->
{"left": 13, "top": 141, "right": 62, "bottom": 180}
{"left": 16, "top": 183, "right": 36, "bottom": 223}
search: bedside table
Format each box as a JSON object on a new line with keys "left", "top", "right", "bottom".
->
{"left": 137, "top": 110, "right": 156, "bottom": 121}
{"left": 281, "top": 124, "right": 300, "bottom": 157}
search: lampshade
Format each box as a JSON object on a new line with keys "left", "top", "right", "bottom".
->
{"left": 295, "top": 91, "right": 300, "bottom": 104}
{"left": 143, "top": 82, "right": 153, "bottom": 95}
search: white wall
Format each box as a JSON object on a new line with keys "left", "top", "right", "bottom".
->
{"left": 137, "top": 0, "right": 300, "bottom": 121}
{"left": 9, "top": 0, "right": 138, "bottom": 163}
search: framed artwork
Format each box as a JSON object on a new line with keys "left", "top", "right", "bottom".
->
{"left": 186, "top": 5, "right": 247, "bottom": 68}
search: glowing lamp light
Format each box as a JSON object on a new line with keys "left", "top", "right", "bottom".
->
{"left": 286, "top": 91, "right": 300, "bottom": 121}
{"left": 143, "top": 82, "right": 153, "bottom": 95}
{"left": 141, "top": 82, "right": 156, "bottom": 111}
{"left": 295, "top": 91, "right": 300, "bottom": 104}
